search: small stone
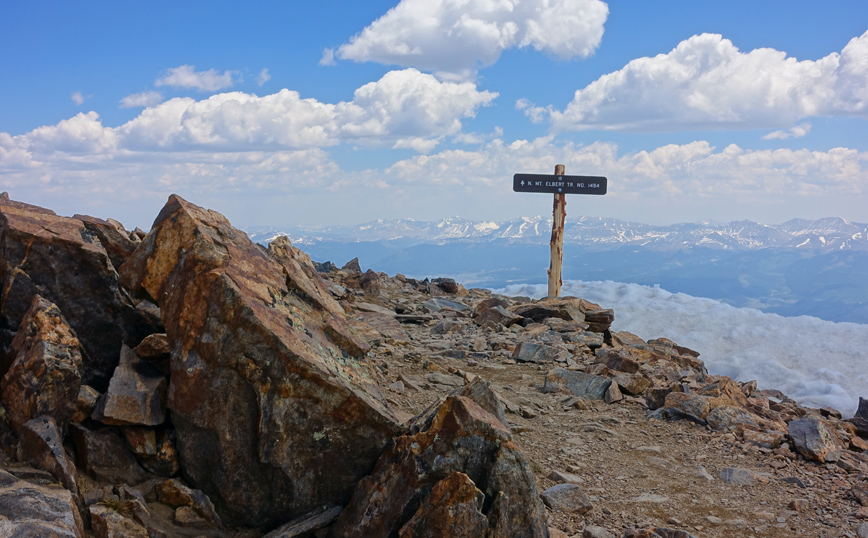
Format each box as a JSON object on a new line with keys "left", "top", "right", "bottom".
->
{"left": 719, "top": 467, "right": 757, "bottom": 486}
{"left": 584, "top": 525, "right": 615, "bottom": 538}
{"left": 788, "top": 498, "right": 810, "bottom": 512}
{"left": 604, "top": 382, "right": 623, "bottom": 404}
{"left": 540, "top": 483, "right": 593, "bottom": 514}
{"left": 857, "top": 521, "right": 868, "bottom": 538}
{"left": 548, "top": 470, "right": 583, "bottom": 484}
{"left": 706, "top": 516, "right": 723, "bottom": 525}
{"left": 388, "top": 381, "right": 405, "bottom": 394}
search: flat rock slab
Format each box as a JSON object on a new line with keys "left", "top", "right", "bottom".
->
{"left": 0, "top": 468, "right": 84, "bottom": 538}
{"left": 542, "top": 368, "right": 612, "bottom": 401}
{"left": 119, "top": 195, "right": 401, "bottom": 528}
{"left": 513, "top": 342, "right": 569, "bottom": 364}
{"left": 422, "top": 298, "right": 468, "bottom": 312}
{"left": 719, "top": 467, "right": 758, "bottom": 486}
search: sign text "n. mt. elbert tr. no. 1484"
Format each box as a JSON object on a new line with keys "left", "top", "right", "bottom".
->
{"left": 513, "top": 174, "right": 607, "bottom": 195}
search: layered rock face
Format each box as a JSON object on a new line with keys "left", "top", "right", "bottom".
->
{"left": 0, "top": 193, "right": 148, "bottom": 389}
{"left": 119, "top": 195, "right": 402, "bottom": 527}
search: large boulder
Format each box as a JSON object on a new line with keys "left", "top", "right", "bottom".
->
{"left": 0, "top": 295, "right": 82, "bottom": 433}
{"left": 0, "top": 194, "right": 151, "bottom": 389}
{"left": 118, "top": 195, "right": 401, "bottom": 528}
{"left": 329, "top": 393, "right": 549, "bottom": 538}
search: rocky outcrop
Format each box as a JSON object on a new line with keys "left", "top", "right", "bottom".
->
{"left": 118, "top": 195, "right": 402, "bottom": 528}
{"left": 0, "top": 195, "right": 151, "bottom": 389}
{"left": 329, "top": 386, "right": 548, "bottom": 538}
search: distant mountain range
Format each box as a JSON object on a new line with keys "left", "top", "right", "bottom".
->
{"left": 248, "top": 216, "right": 868, "bottom": 253}
{"left": 245, "top": 216, "right": 868, "bottom": 325}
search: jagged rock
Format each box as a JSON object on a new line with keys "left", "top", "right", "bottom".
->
{"left": 342, "top": 257, "right": 362, "bottom": 273}
{"left": 329, "top": 395, "right": 548, "bottom": 538}
{"left": 512, "top": 341, "right": 570, "bottom": 364}
{"left": 475, "top": 306, "right": 522, "bottom": 327}
{"left": 396, "top": 472, "right": 490, "bottom": 537}
{"left": 0, "top": 467, "right": 85, "bottom": 537}
{"left": 69, "top": 422, "right": 149, "bottom": 485}
{"left": 583, "top": 309, "right": 614, "bottom": 333}
{"left": 663, "top": 393, "right": 711, "bottom": 424}
{"left": 431, "top": 277, "right": 464, "bottom": 295}
{"left": 475, "top": 298, "right": 510, "bottom": 313}
{"left": 118, "top": 195, "right": 401, "bottom": 528}
{"left": 539, "top": 483, "right": 593, "bottom": 514}
{"left": 454, "top": 378, "right": 508, "bottom": 427}
{"left": 614, "top": 373, "right": 651, "bottom": 396}
{"left": 1, "top": 295, "right": 82, "bottom": 432}
{"left": 92, "top": 344, "right": 167, "bottom": 426}
{"left": 156, "top": 478, "right": 222, "bottom": 527}
{"left": 542, "top": 368, "right": 612, "bottom": 401}
{"left": 595, "top": 347, "right": 640, "bottom": 374}
{"left": 135, "top": 333, "right": 170, "bottom": 360}
{"left": 788, "top": 415, "right": 842, "bottom": 462}
{"left": 604, "top": 382, "right": 623, "bottom": 404}
{"left": 19, "top": 416, "right": 79, "bottom": 496}
{"left": 0, "top": 195, "right": 153, "bottom": 389}
{"left": 89, "top": 504, "right": 150, "bottom": 538}
{"left": 359, "top": 269, "right": 380, "bottom": 295}
{"left": 74, "top": 214, "right": 141, "bottom": 271}
{"left": 73, "top": 385, "right": 100, "bottom": 423}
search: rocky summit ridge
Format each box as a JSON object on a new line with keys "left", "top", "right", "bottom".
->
{"left": 0, "top": 193, "right": 867, "bottom": 538}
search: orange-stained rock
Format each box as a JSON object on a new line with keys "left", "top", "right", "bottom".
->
{"left": 118, "top": 195, "right": 400, "bottom": 529}
{"left": 0, "top": 195, "right": 154, "bottom": 389}
{"left": 1, "top": 295, "right": 82, "bottom": 432}
{"left": 397, "top": 472, "right": 489, "bottom": 537}
{"left": 329, "top": 393, "right": 548, "bottom": 538}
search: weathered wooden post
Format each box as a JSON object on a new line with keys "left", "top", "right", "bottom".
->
{"left": 513, "top": 166, "right": 608, "bottom": 298}
{"left": 548, "top": 164, "right": 567, "bottom": 297}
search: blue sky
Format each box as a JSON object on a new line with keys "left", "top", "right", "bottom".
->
{"left": 1, "top": 0, "right": 867, "bottom": 230}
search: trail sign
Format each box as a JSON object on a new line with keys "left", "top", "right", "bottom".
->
{"left": 513, "top": 166, "right": 608, "bottom": 298}
{"left": 513, "top": 174, "right": 607, "bottom": 195}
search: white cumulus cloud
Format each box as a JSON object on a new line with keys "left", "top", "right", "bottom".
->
{"left": 156, "top": 65, "right": 237, "bottom": 92}
{"left": 538, "top": 30, "right": 868, "bottom": 132}
{"left": 332, "top": 0, "right": 608, "bottom": 77}
{"left": 120, "top": 68, "right": 497, "bottom": 151}
{"left": 120, "top": 91, "right": 164, "bottom": 109}
{"left": 1, "top": 69, "right": 496, "bottom": 160}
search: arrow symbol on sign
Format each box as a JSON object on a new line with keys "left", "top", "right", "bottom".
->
{"left": 521, "top": 180, "right": 525, "bottom": 186}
